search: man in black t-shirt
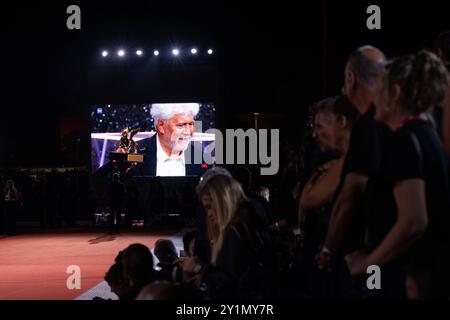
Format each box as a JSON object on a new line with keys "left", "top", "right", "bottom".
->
{"left": 345, "top": 50, "right": 450, "bottom": 298}
{"left": 332, "top": 107, "right": 390, "bottom": 206}
{"left": 317, "top": 46, "right": 388, "bottom": 279}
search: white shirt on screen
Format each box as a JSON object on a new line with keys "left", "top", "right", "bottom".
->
{"left": 156, "top": 135, "right": 186, "bottom": 176}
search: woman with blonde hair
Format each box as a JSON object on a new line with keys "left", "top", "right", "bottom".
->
{"left": 180, "top": 168, "right": 275, "bottom": 299}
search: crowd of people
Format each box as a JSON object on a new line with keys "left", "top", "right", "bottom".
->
{"left": 100, "top": 167, "right": 288, "bottom": 300}
{"left": 0, "top": 171, "right": 91, "bottom": 234}
{"left": 1, "top": 30, "right": 449, "bottom": 300}
{"left": 100, "top": 30, "right": 450, "bottom": 300}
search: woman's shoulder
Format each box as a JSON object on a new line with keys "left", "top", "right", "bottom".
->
{"left": 391, "top": 120, "right": 439, "bottom": 154}
{"left": 390, "top": 122, "right": 423, "bottom": 147}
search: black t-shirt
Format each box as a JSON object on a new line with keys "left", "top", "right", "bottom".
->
{"left": 331, "top": 106, "right": 391, "bottom": 252}
{"left": 345, "top": 107, "right": 382, "bottom": 175}
{"left": 333, "top": 107, "right": 391, "bottom": 202}
{"left": 365, "top": 120, "right": 450, "bottom": 265}
{"left": 203, "top": 202, "right": 276, "bottom": 299}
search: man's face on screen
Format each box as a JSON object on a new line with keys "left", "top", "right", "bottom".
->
{"left": 159, "top": 114, "right": 195, "bottom": 154}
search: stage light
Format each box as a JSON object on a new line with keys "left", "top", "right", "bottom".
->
{"left": 136, "top": 49, "right": 143, "bottom": 56}
{"left": 101, "top": 50, "right": 108, "bottom": 57}
{"left": 118, "top": 49, "right": 125, "bottom": 57}
{"left": 207, "top": 49, "right": 213, "bottom": 55}
{"left": 191, "top": 48, "right": 198, "bottom": 55}
{"left": 153, "top": 50, "right": 159, "bottom": 56}
{"left": 172, "top": 49, "right": 180, "bottom": 56}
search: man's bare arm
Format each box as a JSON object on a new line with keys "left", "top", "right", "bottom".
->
{"left": 364, "top": 179, "right": 427, "bottom": 267}
{"left": 323, "top": 172, "right": 368, "bottom": 252}
{"left": 300, "top": 160, "right": 343, "bottom": 212}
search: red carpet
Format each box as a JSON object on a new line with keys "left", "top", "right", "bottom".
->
{"left": 0, "top": 229, "right": 177, "bottom": 300}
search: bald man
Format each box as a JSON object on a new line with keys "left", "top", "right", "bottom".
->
{"left": 316, "top": 46, "right": 391, "bottom": 281}
{"left": 344, "top": 45, "right": 386, "bottom": 115}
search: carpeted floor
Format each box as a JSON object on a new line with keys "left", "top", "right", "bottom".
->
{"left": 0, "top": 229, "right": 180, "bottom": 300}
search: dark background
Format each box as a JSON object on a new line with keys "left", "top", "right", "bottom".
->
{"left": 0, "top": 0, "right": 448, "bottom": 168}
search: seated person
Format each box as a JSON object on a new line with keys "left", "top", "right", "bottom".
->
{"left": 136, "top": 280, "right": 203, "bottom": 300}
{"left": 180, "top": 171, "right": 277, "bottom": 299}
{"left": 256, "top": 185, "right": 289, "bottom": 234}
{"left": 154, "top": 239, "right": 179, "bottom": 282}
{"left": 94, "top": 250, "right": 130, "bottom": 300}
{"left": 122, "top": 243, "right": 157, "bottom": 299}
{"left": 256, "top": 186, "right": 270, "bottom": 202}
{"left": 104, "top": 262, "right": 130, "bottom": 300}
{"left": 182, "top": 230, "right": 196, "bottom": 257}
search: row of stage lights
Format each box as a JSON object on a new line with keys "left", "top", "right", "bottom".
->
{"left": 101, "top": 48, "right": 214, "bottom": 58}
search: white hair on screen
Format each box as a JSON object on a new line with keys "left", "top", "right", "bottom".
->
{"left": 150, "top": 103, "right": 200, "bottom": 126}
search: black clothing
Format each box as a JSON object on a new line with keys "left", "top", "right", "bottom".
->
{"left": 193, "top": 204, "right": 212, "bottom": 263}
{"left": 4, "top": 201, "right": 18, "bottom": 236}
{"left": 333, "top": 106, "right": 392, "bottom": 253}
{"left": 4, "top": 188, "right": 20, "bottom": 236}
{"left": 193, "top": 193, "right": 272, "bottom": 264}
{"left": 155, "top": 262, "right": 176, "bottom": 282}
{"left": 319, "top": 106, "right": 391, "bottom": 298}
{"left": 121, "top": 280, "right": 152, "bottom": 300}
{"left": 335, "top": 107, "right": 391, "bottom": 201}
{"left": 202, "top": 201, "right": 277, "bottom": 299}
{"left": 108, "top": 181, "right": 125, "bottom": 234}
{"left": 364, "top": 119, "right": 450, "bottom": 298}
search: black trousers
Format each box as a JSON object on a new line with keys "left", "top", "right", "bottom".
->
{"left": 0, "top": 202, "right": 4, "bottom": 234}
{"left": 109, "top": 206, "right": 121, "bottom": 234}
{"left": 4, "top": 202, "right": 17, "bottom": 236}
